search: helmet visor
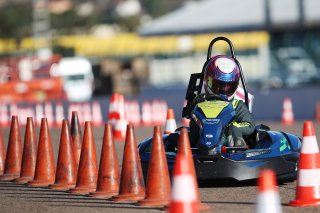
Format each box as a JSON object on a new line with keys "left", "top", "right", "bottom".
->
{"left": 208, "top": 77, "right": 239, "bottom": 97}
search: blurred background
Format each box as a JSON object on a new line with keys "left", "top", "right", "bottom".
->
{"left": 0, "top": 0, "right": 320, "bottom": 125}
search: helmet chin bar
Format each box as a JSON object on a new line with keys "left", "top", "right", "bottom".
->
{"left": 215, "top": 94, "right": 231, "bottom": 102}
{"left": 204, "top": 80, "right": 235, "bottom": 102}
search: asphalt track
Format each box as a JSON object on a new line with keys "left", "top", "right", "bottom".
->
{"left": 0, "top": 121, "right": 320, "bottom": 213}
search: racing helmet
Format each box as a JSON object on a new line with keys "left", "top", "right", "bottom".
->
{"left": 204, "top": 55, "right": 240, "bottom": 101}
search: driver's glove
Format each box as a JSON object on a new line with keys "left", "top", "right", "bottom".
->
{"left": 184, "top": 94, "right": 207, "bottom": 118}
{"left": 193, "top": 94, "right": 206, "bottom": 105}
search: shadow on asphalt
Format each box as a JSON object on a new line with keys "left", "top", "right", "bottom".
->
{"left": 0, "top": 187, "right": 87, "bottom": 195}
{"left": 49, "top": 204, "right": 162, "bottom": 211}
{"left": 198, "top": 179, "right": 296, "bottom": 188}
{"left": 0, "top": 181, "right": 163, "bottom": 212}
{"left": 203, "top": 200, "right": 255, "bottom": 205}
{"left": 22, "top": 199, "right": 126, "bottom": 204}
{"left": 198, "top": 179, "right": 257, "bottom": 188}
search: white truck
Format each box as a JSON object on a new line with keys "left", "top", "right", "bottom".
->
{"left": 50, "top": 57, "right": 94, "bottom": 102}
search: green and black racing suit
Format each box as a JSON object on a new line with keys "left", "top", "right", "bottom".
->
{"left": 188, "top": 94, "right": 255, "bottom": 147}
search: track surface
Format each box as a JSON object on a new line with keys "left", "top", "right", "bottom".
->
{"left": 0, "top": 121, "right": 320, "bottom": 213}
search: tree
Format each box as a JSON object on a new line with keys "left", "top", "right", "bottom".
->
{"left": 0, "top": 3, "right": 33, "bottom": 48}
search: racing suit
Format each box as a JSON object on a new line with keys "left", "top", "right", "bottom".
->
{"left": 188, "top": 94, "right": 255, "bottom": 147}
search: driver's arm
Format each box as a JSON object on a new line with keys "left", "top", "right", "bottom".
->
{"left": 229, "top": 100, "right": 255, "bottom": 138}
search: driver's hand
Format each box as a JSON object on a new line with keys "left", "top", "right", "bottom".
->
{"left": 183, "top": 94, "right": 206, "bottom": 118}
{"left": 193, "top": 94, "right": 206, "bottom": 105}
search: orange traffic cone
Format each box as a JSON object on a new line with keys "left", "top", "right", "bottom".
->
{"left": 49, "top": 120, "right": 77, "bottom": 190}
{"left": 0, "top": 116, "right": 22, "bottom": 181}
{"left": 111, "top": 124, "right": 145, "bottom": 202}
{"left": 28, "top": 118, "right": 56, "bottom": 187}
{"left": 168, "top": 154, "right": 199, "bottom": 213}
{"left": 256, "top": 169, "right": 282, "bottom": 213}
{"left": 281, "top": 97, "right": 294, "bottom": 125}
{"left": 164, "top": 109, "right": 177, "bottom": 134}
{"left": 316, "top": 101, "right": 320, "bottom": 123}
{"left": 70, "top": 111, "right": 82, "bottom": 169}
{"left": 136, "top": 126, "right": 171, "bottom": 207}
{"left": 69, "top": 121, "right": 98, "bottom": 194}
{"left": 89, "top": 123, "right": 120, "bottom": 198}
{"left": 0, "top": 128, "right": 6, "bottom": 175}
{"left": 289, "top": 121, "right": 320, "bottom": 206}
{"left": 177, "top": 128, "right": 211, "bottom": 211}
{"left": 68, "top": 104, "right": 81, "bottom": 125}
{"left": 13, "top": 117, "right": 37, "bottom": 183}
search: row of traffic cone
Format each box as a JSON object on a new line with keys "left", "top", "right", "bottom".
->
{"left": 0, "top": 102, "right": 103, "bottom": 128}
{"left": 281, "top": 97, "right": 320, "bottom": 125}
{"left": 1, "top": 112, "right": 319, "bottom": 211}
{"left": 0, "top": 112, "right": 82, "bottom": 182}
{"left": 0, "top": 93, "right": 188, "bottom": 132}
{"left": 0, "top": 106, "right": 178, "bottom": 185}
{"left": 108, "top": 92, "right": 191, "bottom": 141}
{"left": 0, "top": 98, "right": 171, "bottom": 129}
{"left": 1, "top": 95, "right": 320, "bottom": 130}
{"left": 0, "top": 111, "right": 207, "bottom": 210}
{"left": 256, "top": 121, "right": 320, "bottom": 213}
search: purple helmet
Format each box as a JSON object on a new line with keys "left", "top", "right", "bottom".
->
{"left": 204, "top": 55, "right": 240, "bottom": 101}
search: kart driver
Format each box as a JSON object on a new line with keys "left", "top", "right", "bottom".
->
{"left": 188, "top": 55, "right": 255, "bottom": 149}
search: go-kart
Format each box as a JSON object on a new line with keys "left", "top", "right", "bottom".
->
{"left": 138, "top": 37, "right": 301, "bottom": 182}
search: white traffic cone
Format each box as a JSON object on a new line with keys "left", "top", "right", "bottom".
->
{"left": 164, "top": 109, "right": 177, "bottom": 134}
{"left": 169, "top": 154, "right": 199, "bottom": 213}
{"left": 281, "top": 97, "right": 294, "bottom": 125}
{"left": 289, "top": 121, "right": 320, "bottom": 207}
{"left": 256, "top": 169, "right": 282, "bottom": 213}
{"left": 109, "top": 93, "right": 127, "bottom": 141}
